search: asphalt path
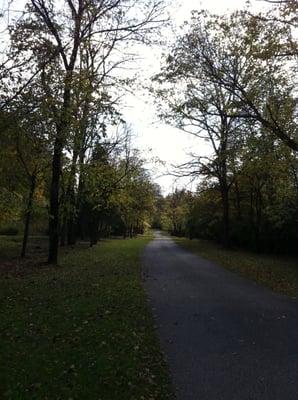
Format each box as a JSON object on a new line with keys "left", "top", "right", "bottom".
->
{"left": 143, "top": 232, "right": 298, "bottom": 400}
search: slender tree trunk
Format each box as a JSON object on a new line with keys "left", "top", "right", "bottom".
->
{"left": 234, "top": 179, "right": 242, "bottom": 220}
{"left": 98, "top": 221, "right": 103, "bottom": 241}
{"left": 66, "top": 149, "right": 80, "bottom": 246}
{"left": 75, "top": 151, "right": 86, "bottom": 240}
{"left": 220, "top": 183, "right": 230, "bottom": 248}
{"left": 254, "top": 186, "right": 263, "bottom": 253}
{"left": 48, "top": 137, "right": 63, "bottom": 263}
{"left": 21, "top": 174, "right": 36, "bottom": 258}
{"left": 217, "top": 123, "right": 231, "bottom": 248}
{"left": 136, "top": 219, "right": 139, "bottom": 234}
{"left": 48, "top": 77, "right": 72, "bottom": 264}
{"left": 67, "top": 186, "right": 76, "bottom": 246}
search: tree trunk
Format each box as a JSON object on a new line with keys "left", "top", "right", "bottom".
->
{"left": 254, "top": 185, "right": 263, "bottom": 253}
{"left": 66, "top": 149, "right": 80, "bottom": 246}
{"left": 48, "top": 137, "right": 63, "bottom": 264}
{"left": 220, "top": 183, "right": 230, "bottom": 248}
{"left": 89, "top": 217, "right": 100, "bottom": 247}
{"left": 234, "top": 178, "right": 242, "bottom": 220}
{"left": 75, "top": 151, "right": 86, "bottom": 240}
{"left": 98, "top": 221, "right": 103, "bottom": 241}
{"left": 66, "top": 185, "right": 76, "bottom": 246}
{"left": 48, "top": 75, "right": 72, "bottom": 264}
{"left": 21, "top": 174, "right": 36, "bottom": 258}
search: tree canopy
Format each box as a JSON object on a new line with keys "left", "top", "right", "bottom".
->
{"left": 0, "top": 0, "right": 297, "bottom": 260}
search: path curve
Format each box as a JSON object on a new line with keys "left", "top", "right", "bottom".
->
{"left": 143, "top": 232, "right": 298, "bottom": 400}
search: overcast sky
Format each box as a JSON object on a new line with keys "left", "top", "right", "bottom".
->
{"left": 124, "top": 0, "right": 269, "bottom": 193}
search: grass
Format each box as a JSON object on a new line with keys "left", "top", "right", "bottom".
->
{"left": 173, "top": 237, "right": 298, "bottom": 298}
{"left": 0, "top": 235, "right": 173, "bottom": 400}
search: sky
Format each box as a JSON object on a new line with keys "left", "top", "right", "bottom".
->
{"left": 123, "top": 0, "right": 268, "bottom": 193}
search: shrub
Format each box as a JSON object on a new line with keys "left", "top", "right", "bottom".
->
{"left": 0, "top": 225, "right": 19, "bottom": 236}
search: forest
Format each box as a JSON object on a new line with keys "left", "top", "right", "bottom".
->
{"left": 1, "top": 0, "right": 297, "bottom": 262}
{"left": 152, "top": 3, "right": 298, "bottom": 254}
{"left": 0, "top": 0, "right": 165, "bottom": 264}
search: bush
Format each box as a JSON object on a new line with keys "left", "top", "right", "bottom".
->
{"left": 0, "top": 225, "right": 19, "bottom": 236}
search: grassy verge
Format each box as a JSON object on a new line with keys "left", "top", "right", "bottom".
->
{"left": 0, "top": 235, "right": 173, "bottom": 400}
{"left": 173, "top": 237, "right": 298, "bottom": 298}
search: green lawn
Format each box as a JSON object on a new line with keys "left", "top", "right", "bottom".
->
{"left": 174, "top": 237, "right": 298, "bottom": 298}
{"left": 0, "top": 235, "right": 173, "bottom": 400}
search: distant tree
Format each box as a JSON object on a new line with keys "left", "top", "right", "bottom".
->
{"left": 162, "top": 189, "right": 193, "bottom": 237}
{"left": 117, "top": 164, "right": 156, "bottom": 237}
{"left": 80, "top": 141, "right": 156, "bottom": 245}
{"left": 151, "top": 185, "right": 165, "bottom": 229}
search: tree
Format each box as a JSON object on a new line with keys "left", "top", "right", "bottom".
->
{"left": 154, "top": 7, "right": 298, "bottom": 252}
{"left": 184, "top": 9, "right": 298, "bottom": 151}
{"left": 7, "top": 0, "right": 166, "bottom": 263}
{"left": 116, "top": 161, "right": 156, "bottom": 238}
{"left": 0, "top": 101, "right": 50, "bottom": 255}
{"left": 154, "top": 12, "right": 250, "bottom": 246}
{"left": 230, "top": 131, "right": 298, "bottom": 252}
{"left": 162, "top": 189, "right": 193, "bottom": 237}
{"left": 259, "top": 0, "right": 298, "bottom": 33}
{"left": 79, "top": 140, "right": 155, "bottom": 245}
{"left": 12, "top": 90, "right": 51, "bottom": 257}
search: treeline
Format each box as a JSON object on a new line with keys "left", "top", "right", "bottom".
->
{"left": 0, "top": 116, "right": 158, "bottom": 252}
{"left": 153, "top": 2, "right": 298, "bottom": 254}
{"left": 155, "top": 170, "right": 298, "bottom": 253}
{"left": 0, "top": 1, "right": 297, "bottom": 261}
{"left": 0, "top": 0, "right": 166, "bottom": 263}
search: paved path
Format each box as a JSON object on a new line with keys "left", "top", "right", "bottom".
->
{"left": 143, "top": 232, "right": 298, "bottom": 400}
